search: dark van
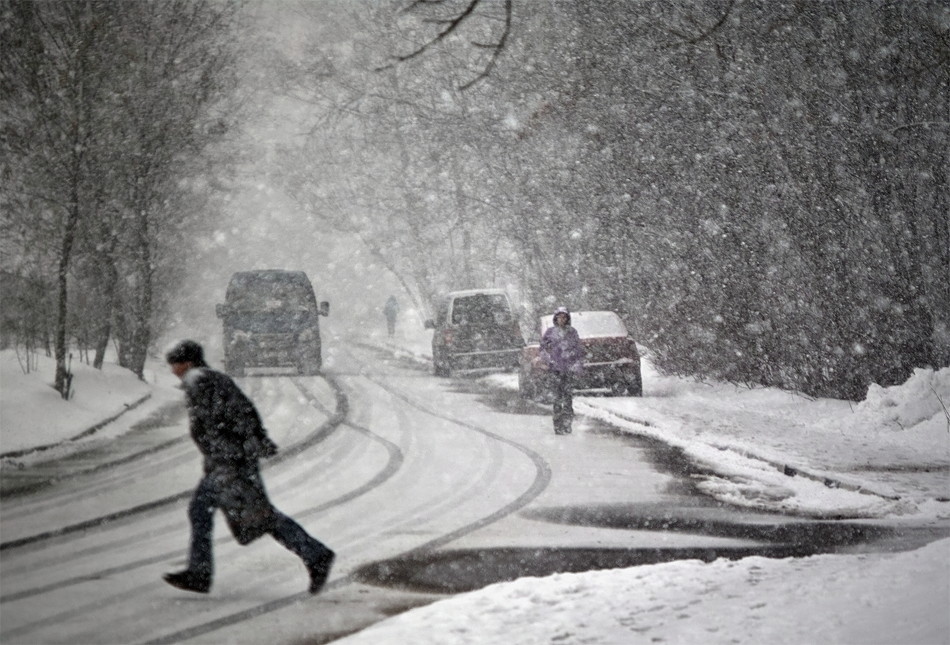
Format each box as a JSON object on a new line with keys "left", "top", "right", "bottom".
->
{"left": 215, "top": 270, "right": 329, "bottom": 376}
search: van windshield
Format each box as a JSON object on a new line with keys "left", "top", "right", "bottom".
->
{"left": 451, "top": 294, "right": 510, "bottom": 325}
{"left": 228, "top": 276, "right": 314, "bottom": 312}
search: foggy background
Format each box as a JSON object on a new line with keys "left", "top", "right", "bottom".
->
{"left": 2, "top": 0, "right": 947, "bottom": 399}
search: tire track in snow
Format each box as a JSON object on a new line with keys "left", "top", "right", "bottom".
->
{"left": 0, "top": 374, "right": 347, "bottom": 551}
{"left": 141, "top": 344, "right": 552, "bottom": 645}
{"left": 0, "top": 374, "right": 404, "bottom": 645}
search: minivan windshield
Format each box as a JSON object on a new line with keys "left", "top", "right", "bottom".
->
{"left": 227, "top": 275, "right": 314, "bottom": 312}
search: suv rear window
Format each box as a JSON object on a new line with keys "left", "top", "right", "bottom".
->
{"left": 451, "top": 294, "right": 511, "bottom": 325}
{"left": 540, "top": 311, "right": 628, "bottom": 338}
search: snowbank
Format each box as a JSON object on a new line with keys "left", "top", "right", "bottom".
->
{"left": 0, "top": 349, "right": 161, "bottom": 456}
{"left": 0, "top": 349, "right": 181, "bottom": 458}
{"left": 486, "top": 364, "right": 950, "bottom": 521}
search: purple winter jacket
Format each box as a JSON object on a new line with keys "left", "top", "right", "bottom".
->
{"left": 540, "top": 323, "right": 585, "bottom": 375}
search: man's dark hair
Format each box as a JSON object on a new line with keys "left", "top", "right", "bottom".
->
{"left": 166, "top": 339, "right": 208, "bottom": 367}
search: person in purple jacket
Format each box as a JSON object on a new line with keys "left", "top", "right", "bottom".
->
{"left": 540, "top": 307, "right": 585, "bottom": 434}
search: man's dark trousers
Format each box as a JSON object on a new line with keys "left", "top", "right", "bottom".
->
{"left": 187, "top": 476, "right": 331, "bottom": 576}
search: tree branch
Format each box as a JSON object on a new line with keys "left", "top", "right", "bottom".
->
{"left": 377, "top": 0, "right": 511, "bottom": 91}
{"left": 664, "top": 0, "right": 736, "bottom": 49}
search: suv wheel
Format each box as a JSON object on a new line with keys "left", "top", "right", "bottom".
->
{"left": 297, "top": 348, "right": 322, "bottom": 376}
{"left": 433, "top": 349, "right": 451, "bottom": 377}
{"left": 434, "top": 361, "right": 451, "bottom": 377}
{"left": 299, "top": 361, "right": 321, "bottom": 376}
{"left": 624, "top": 371, "right": 643, "bottom": 397}
{"left": 611, "top": 371, "right": 642, "bottom": 397}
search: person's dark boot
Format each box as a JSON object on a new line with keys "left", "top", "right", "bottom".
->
{"left": 163, "top": 569, "right": 211, "bottom": 594}
{"left": 307, "top": 549, "right": 335, "bottom": 594}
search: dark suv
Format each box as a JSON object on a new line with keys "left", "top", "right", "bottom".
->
{"left": 424, "top": 289, "right": 525, "bottom": 376}
{"left": 215, "top": 270, "right": 329, "bottom": 376}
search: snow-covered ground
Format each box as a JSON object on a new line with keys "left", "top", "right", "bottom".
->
{"left": 337, "top": 537, "right": 949, "bottom": 645}
{"left": 377, "top": 322, "right": 950, "bottom": 522}
{"left": 1, "top": 326, "right": 948, "bottom": 644}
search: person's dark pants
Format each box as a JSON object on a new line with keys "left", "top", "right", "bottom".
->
{"left": 386, "top": 317, "right": 396, "bottom": 337}
{"left": 551, "top": 372, "right": 574, "bottom": 434}
{"left": 187, "top": 476, "right": 331, "bottom": 578}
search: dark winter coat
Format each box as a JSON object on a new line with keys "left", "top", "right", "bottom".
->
{"left": 540, "top": 324, "right": 585, "bottom": 375}
{"left": 181, "top": 367, "right": 279, "bottom": 545}
{"left": 383, "top": 296, "right": 399, "bottom": 321}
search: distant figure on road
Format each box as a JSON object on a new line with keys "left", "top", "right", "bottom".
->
{"left": 162, "top": 339, "right": 334, "bottom": 595}
{"left": 383, "top": 295, "right": 400, "bottom": 338}
{"left": 539, "top": 307, "right": 585, "bottom": 435}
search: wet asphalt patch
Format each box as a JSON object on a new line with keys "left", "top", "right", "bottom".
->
{"left": 344, "top": 361, "right": 950, "bottom": 596}
{"left": 353, "top": 545, "right": 815, "bottom": 594}
{"left": 354, "top": 502, "right": 949, "bottom": 595}
{"left": 523, "top": 502, "right": 895, "bottom": 546}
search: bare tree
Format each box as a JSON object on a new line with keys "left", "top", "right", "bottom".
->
{"left": 276, "top": 1, "right": 522, "bottom": 312}
{"left": 379, "top": 0, "right": 513, "bottom": 90}
{"left": 1, "top": 0, "right": 244, "bottom": 386}
{"left": 1, "top": 0, "right": 122, "bottom": 394}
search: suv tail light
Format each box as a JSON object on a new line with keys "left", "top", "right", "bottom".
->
{"left": 442, "top": 329, "right": 455, "bottom": 346}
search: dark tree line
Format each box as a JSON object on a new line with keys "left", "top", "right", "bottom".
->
{"left": 540, "top": 0, "right": 950, "bottom": 399}
{"left": 1, "top": 0, "right": 243, "bottom": 393}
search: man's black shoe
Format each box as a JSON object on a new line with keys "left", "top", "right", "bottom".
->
{"left": 163, "top": 569, "right": 211, "bottom": 594}
{"left": 308, "top": 550, "right": 335, "bottom": 594}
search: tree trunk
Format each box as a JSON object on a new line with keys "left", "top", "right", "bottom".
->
{"left": 92, "top": 257, "right": 118, "bottom": 370}
{"left": 54, "top": 173, "right": 81, "bottom": 397}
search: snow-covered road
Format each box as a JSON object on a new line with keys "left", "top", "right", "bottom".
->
{"left": 2, "top": 337, "right": 948, "bottom": 644}
{"left": 4, "top": 341, "right": 688, "bottom": 643}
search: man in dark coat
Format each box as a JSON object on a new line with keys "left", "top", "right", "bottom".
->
{"left": 163, "top": 339, "right": 334, "bottom": 595}
{"left": 540, "top": 307, "right": 585, "bottom": 435}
